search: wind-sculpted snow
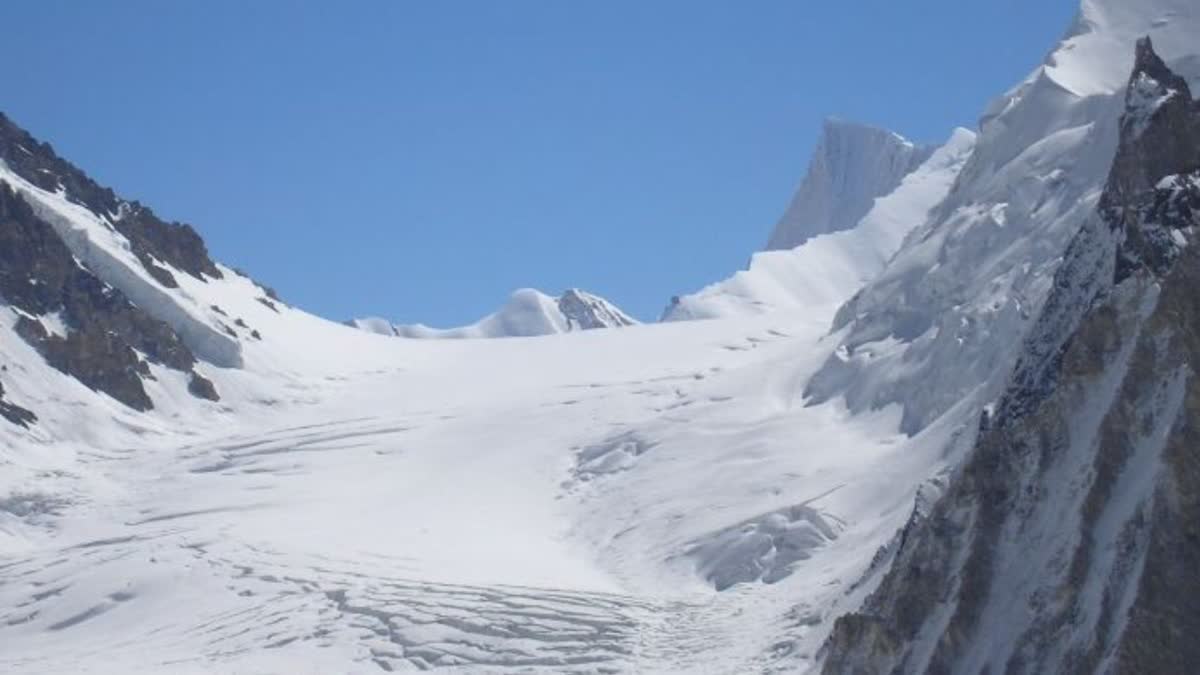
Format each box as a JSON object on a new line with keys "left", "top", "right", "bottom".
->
{"left": 766, "top": 119, "right": 933, "bottom": 251}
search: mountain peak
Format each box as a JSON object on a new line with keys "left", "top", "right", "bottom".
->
{"left": 354, "top": 288, "right": 637, "bottom": 340}
{"left": 765, "top": 120, "right": 932, "bottom": 251}
{"left": 557, "top": 289, "right": 637, "bottom": 331}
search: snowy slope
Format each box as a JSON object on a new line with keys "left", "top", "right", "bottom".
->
{"left": 806, "top": 0, "right": 1200, "bottom": 434}
{"left": 356, "top": 288, "right": 638, "bottom": 339}
{"left": 1, "top": 113, "right": 936, "bottom": 673}
{"left": 664, "top": 128, "right": 975, "bottom": 322}
{"left": 0, "top": 299, "right": 961, "bottom": 673}
{"left": 3, "top": 1, "right": 1199, "bottom": 673}
{"left": 766, "top": 119, "right": 934, "bottom": 251}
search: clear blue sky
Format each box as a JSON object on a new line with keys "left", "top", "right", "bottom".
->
{"left": 4, "top": 1, "right": 1076, "bottom": 325}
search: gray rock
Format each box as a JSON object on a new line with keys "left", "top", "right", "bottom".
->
{"left": 820, "top": 39, "right": 1200, "bottom": 675}
{"left": 0, "top": 375, "right": 35, "bottom": 427}
{"left": 0, "top": 112, "right": 223, "bottom": 285}
{"left": 0, "top": 180, "right": 218, "bottom": 410}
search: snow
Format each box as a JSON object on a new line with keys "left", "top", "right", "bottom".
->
{"left": 1044, "top": 0, "right": 1200, "bottom": 97}
{"left": 0, "top": 142, "right": 964, "bottom": 669}
{"left": 665, "top": 128, "right": 975, "bottom": 322}
{"left": 358, "top": 288, "right": 638, "bottom": 339}
{"left": 3, "top": 0, "right": 1198, "bottom": 671}
{"left": 0, "top": 161, "right": 244, "bottom": 368}
{"left": 0, "top": 290, "right": 960, "bottom": 672}
{"left": 1126, "top": 72, "right": 1178, "bottom": 135}
{"left": 806, "top": 0, "right": 1200, "bottom": 434}
{"left": 766, "top": 119, "right": 934, "bottom": 251}
{"left": 0, "top": 142, "right": 960, "bottom": 669}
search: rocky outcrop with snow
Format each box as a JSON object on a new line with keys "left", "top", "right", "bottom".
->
{"left": 766, "top": 119, "right": 934, "bottom": 251}
{"left": 805, "top": 0, "right": 1200, "bottom": 435}
{"left": 0, "top": 112, "right": 324, "bottom": 421}
{"left": 663, "top": 128, "right": 975, "bottom": 322}
{"left": 356, "top": 288, "right": 637, "bottom": 339}
{"left": 821, "top": 39, "right": 1200, "bottom": 675}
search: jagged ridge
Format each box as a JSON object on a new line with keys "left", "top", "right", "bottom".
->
{"left": 820, "top": 39, "right": 1200, "bottom": 675}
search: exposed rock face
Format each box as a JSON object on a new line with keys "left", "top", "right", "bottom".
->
{"left": 766, "top": 119, "right": 933, "bottom": 251}
{"left": 0, "top": 113, "right": 221, "bottom": 286}
{"left": 0, "top": 375, "right": 35, "bottom": 427}
{"left": 820, "top": 40, "right": 1200, "bottom": 675}
{"left": 556, "top": 289, "right": 637, "bottom": 330}
{"left": 0, "top": 181, "right": 217, "bottom": 410}
{"left": 187, "top": 371, "right": 220, "bottom": 402}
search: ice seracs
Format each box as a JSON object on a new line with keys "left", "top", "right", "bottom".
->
{"left": 354, "top": 287, "right": 638, "bottom": 339}
{"left": 805, "top": 0, "right": 1200, "bottom": 434}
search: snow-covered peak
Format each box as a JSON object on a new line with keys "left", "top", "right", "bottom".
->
{"left": 557, "top": 288, "right": 638, "bottom": 330}
{"left": 663, "top": 127, "right": 975, "bottom": 322}
{"left": 355, "top": 288, "right": 638, "bottom": 340}
{"left": 1042, "top": 0, "right": 1200, "bottom": 98}
{"left": 805, "top": 1, "right": 1200, "bottom": 435}
{"left": 765, "top": 118, "right": 933, "bottom": 251}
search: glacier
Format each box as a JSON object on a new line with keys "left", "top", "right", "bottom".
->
{"left": 2, "top": 0, "right": 1199, "bottom": 672}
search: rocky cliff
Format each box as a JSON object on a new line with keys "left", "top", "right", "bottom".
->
{"left": 820, "top": 39, "right": 1200, "bottom": 675}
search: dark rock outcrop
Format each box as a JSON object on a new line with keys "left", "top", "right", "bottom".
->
{"left": 187, "top": 371, "right": 220, "bottom": 402}
{"left": 0, "top": 375, "right": 36, "bottom": 427}
{"left": 820, "top": 40, "right": 1200, "bottom": 675}
{"left": 0, "top": 112, "right": 221, "bottom": 286}
{"left": 557, "top": 289, "right": 637, "bottom": 330}
{"left": 0, "top": 180, "right": 218, "bottom": 409}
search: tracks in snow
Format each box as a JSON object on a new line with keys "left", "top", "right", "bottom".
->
{"left": 0, "top": 533, "right": 734, "bottom": 673}
{"left": 0, "top": 415, "right": 749, "bottom": 673}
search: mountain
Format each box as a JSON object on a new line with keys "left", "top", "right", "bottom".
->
{"left": 663, "top": 127, "right": 975, "bottom": 322}
{"left": 766, "top": 119, "right": 935, "bottom": 251}
{"left": 353, "top": 288, "right": 638, "bottom": 339}
{"left": 0, "top": 106, "right": 936, "bottom": 673}
{"left": 3, "top": 1, "right": 1200, "bottom": 672}
{"left": 804, "top": 0, "right": 1200, "bottom": 435}
{"left": 822, "top": 39, "right": 1200, "bottom": 675}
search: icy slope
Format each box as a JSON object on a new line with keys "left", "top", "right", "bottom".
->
{"left": 0, "top": 108, "right": 948, "bottom": 671}
{"left": 766, "top": 119, "right": 934, "bottom": 251}
{"left": 822, "top": 40, "right": 1200, "bottom": 674}
{"left": 0, "top": 302, "right": 961, "bottom": 673}
{"left": 664, "top": 128, "right": 975, "bottom": 322}
{"left": 355, "top": 288, "right": 638, "bottom": 339}
{"left": 806, "top": 0, "right": 1200, "bottom": 434}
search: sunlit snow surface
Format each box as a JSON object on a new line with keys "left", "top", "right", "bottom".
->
{"left": 7, "top": 1, "right": 1195, "bottom": 671}
{"left": 0, "top": 288, "right": 960, "bottom": 673}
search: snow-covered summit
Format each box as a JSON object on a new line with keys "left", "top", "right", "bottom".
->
{"left": 664, "top": 127, "right": 975, "bottom": 322}
{"left": 354, "top": 288, "right": 637, "bottom": 339}
{"left": 765, "top": 118, "right": 934, "bottom": 251}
